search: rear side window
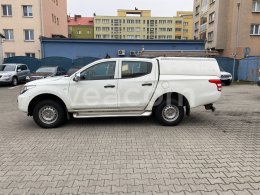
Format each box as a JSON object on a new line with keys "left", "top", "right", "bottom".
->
{"left": 121, "top": 61, "right": 152, "bottom": 79}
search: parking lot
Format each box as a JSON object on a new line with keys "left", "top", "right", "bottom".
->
{"left": 0, "top": 84, "right": 259, "bottom": 195}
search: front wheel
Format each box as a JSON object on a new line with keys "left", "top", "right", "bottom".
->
{"left": 33, "top": 100, "right": 66, "bottom": 128}
{"left": 12, "top": 77, "right": 18, "bottom": 86}
{"left": 154, "top": 100, "right": 185, "bottom": 126}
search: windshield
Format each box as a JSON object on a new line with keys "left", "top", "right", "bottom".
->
{"left": 0, "top": 65, "right": 16, "bottom": 71}
{"left": 36, "top": 67, "right": 56, "bottom": 73}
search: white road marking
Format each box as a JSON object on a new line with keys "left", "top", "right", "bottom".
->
{"left": 8, "top": 86, "right": 19, "bottom": 90}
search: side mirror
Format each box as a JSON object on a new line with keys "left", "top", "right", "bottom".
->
{"left": 73, "top": 72, "right": 81, "bottom": 82}
{"left": 17, "top": 69, "right": 21, "bottom": 72}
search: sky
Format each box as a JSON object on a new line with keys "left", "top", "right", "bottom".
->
{"left": 67, "top": 0, "right": 194, "bottom": 17}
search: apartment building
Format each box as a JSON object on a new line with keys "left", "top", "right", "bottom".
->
{"left": 94, "top": 10, "right": 193, "bottom": 40}
{"left": 0, "top": 0, "right": 68, "bottom": 58}
{"left": 193, "top": 0, "right": 260, "bottom": 59}
{"left": 68, "top": 15, "right": 94, "bottom": 39}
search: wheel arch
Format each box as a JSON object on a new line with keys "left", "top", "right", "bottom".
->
{"left": 152, "top": 92, "right": 190, "bottom": 115}
{"left": 28, "top": 93, "right": 67, "bottom": 116}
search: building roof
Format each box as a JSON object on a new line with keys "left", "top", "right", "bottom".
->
{"left": 68, "top": 16, "right": 94, "bottom": 26}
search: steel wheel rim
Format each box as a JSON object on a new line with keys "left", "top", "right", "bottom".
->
{"left": 39, "top": 106, "right": 58, "bottom": 125}
{"left": 162, "top": 105, "right": 179, "bottom": 122}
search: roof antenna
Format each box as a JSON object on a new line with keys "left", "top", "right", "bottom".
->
{"left": 135, "top": 7, "right": 138, "bottom": 10}
{"left": 93, "top": 13, "right": 96, "bottom": 16}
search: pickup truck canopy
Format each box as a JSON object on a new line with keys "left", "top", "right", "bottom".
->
{"left": 157, "top": 57, "right": 221, "bottom": 77}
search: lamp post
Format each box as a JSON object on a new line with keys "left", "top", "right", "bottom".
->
{"left": 232, "top": 2, "right": 241, "bottom": 82}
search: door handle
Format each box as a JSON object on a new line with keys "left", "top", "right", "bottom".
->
{"left": 142, "top": 83, "right": 152, "bottom": 86}
{"left": 104, "top": 85, "right": 115, "bottom": 88}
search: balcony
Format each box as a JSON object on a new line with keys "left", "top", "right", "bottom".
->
{"left": 200, "top": 23, "right": 207, "bottom": 32}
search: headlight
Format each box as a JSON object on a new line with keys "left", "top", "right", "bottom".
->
{"left": 20, "top": 85, "right": 36, "bottom": 94}
{"left": 2, "top": 74, "right": 12, "bottom": 78}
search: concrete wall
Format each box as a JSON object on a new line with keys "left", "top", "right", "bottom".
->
{"left": 41, "top": 38, "right": 205, "bottom": 59}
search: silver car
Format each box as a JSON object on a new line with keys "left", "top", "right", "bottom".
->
{"left": 0, "top": 64, "right": 30, "bottom": 86}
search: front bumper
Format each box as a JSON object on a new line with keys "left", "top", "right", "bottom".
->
{"left": 257, "top": 81, "right": 260, "bottom": 87}
{"left": 17, "top": 94, "right": 30, "bottom": 113}
{"left": 0, "top": 77, "right": 12, "bottom": 84}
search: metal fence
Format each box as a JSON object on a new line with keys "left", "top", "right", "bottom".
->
{"left": 3, "top": 56, "right": 100, "bottom": 72}
{"left": 3, "top": 56, "right": 260, "bottom": 82}
{"left": 238, "top": 57, "right": 260, "bottom": 82}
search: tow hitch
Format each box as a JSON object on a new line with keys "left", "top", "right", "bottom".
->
{"left": 205, "top": 104, "right": 216, "bottom": 112}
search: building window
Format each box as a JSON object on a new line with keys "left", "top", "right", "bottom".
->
{"left": 3, "top": 29, "right": 14, "bottom": 40}
{"left": 102, "top": 19, "right": 109, "bottom": 24}
{"left": 208, "top": 31, "right": 214, "bottom": 41}
{"left": 195, "top": 22, "right": 199, "bottom": 31}
{"left": 210, "top": 0, "right": 215, "bottom": 4}
{"left": 2, "top": 5, "right": 12, "bottom": 16}
{"left": 96, "top": 34, "right": 101, "bottom": 39}
{"left": 57, "top": 18, "right": 59, "bottom": 25}
{"left": 24, "top": 29, "right": 34, "bottom": 41}
{"left": 86, "top": 30, "right": 91, "bottom": 34}
{"left": 77, "top": 30, "right": 82, "bottom": 35}
{"left": 127, "top": 19, "right": 134, "bottom": 24}
{"left": 25, "top": 53, "right": 35, "bottom": 58}
{"left": 253, "top": 0, "right": 260, "bottom": 12}
{"left": 184, "top": 22, "right": 189, "bottom": 26}
{"left": 23, "top": 5, "right": 33, "bottom": 17}
{"left": 175, "top": 28, "right": 182, "bottom": 32}
{"left": 175, "top": 20, "right": 182, "bottom": 25}
{"left": 183, "top": 29, "right": 189, "bottom": 33}
{"left": 250, "top": 24, "right": 260, "bottom": 35}
{"left": 167, "top": 28, "right": 172, "bottom": 32}
{"left": 195, "top": 5, "right": 200, "bottom": 15}
{"left": 5, "top": 53, "right": 15, "bottom": 58}
{"left": 209, "top": 12, "right": 215, "bottom": 23}
{"left": 175, "top": 36, "right": 182, "bottom": 40}
{"left": 127, "top": 27, "right": 134, "bottom": 32}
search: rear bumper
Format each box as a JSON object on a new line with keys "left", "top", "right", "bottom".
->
{"left": 257, "top": 81, "right": 260, "bottom": 87}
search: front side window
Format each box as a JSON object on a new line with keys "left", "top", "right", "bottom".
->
{"left": 21, "top": 65, "right": 28, "bottom": 71}
{"left": 2, "top": 5, "right": 12, "bottom": 16}
{"left": 24, "top": 29, "right": 34, "bottom": 41}
{"left": 121, "top": 61, "right": 152, "bottom": 79}
{"left": 80, "top": 61, "right": 116, "bottom": 80}
{"left": 3, "top": 29, "right": 14, "bottom": 40}
{"left": 23, "top": 5, "right": 33, "bottom": 17}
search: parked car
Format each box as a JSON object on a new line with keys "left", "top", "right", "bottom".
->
{"left": 30, "top": 66, "right": 66, "bottom": 81}
{"left": 257, "top": 68, "right": 260, "bottom": 86}
{"left": 220, "top": 67, "right": 232, "bottom": 86}
{"left": 18, "top": 57, "right": 222, "bottom": 128}
{"left": 66, "top": 66, "right": 82, "bottom": 76}
{"left": 0, "top": 63, "right": 30, "bottom": 86}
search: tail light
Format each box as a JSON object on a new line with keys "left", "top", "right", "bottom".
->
{"left": 209, "top": 79, "right": 222, "bottom": 92}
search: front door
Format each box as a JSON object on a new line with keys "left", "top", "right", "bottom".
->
{"left": 117, "top": 60, "right": 157, "bottom": 110}
{"left": 69, "top": 61, "right": 118, "bottom": 110}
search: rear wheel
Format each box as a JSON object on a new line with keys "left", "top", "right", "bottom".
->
{"left": 12, "top": 77, "right": 18, "bottom": 86}
{"left": 154, "top": 100, "right": 184, "bottom": 126}
{"left": 33, "top": 100, "right": 66, "bottom": 128}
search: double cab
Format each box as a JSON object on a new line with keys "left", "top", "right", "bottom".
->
{"left": 18, "top": 57, "right": 222, "bottom": 128}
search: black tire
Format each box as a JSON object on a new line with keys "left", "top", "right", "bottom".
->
{"left": 154, "top": 99, "right": 185, "bottom": 126}
{"left": 33, "top": 100, "right": 66, "bottom": 128}
{"left": 12, "top": 77, "right": 18, "bottom": 86}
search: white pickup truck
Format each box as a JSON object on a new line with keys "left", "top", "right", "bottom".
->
{"left": 18, "top": 57, "right": 222, "bottom": 128}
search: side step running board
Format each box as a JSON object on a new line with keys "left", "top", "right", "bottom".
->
{"left": 73, "top": 111, "right": 152, "bottom": 118}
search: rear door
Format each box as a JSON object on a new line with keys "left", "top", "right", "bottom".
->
{"left": 117, "top": 59, "right": 157, "bottom": 110}
{"left": 16, "top": 65, "right": 24, "bottom": 81}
